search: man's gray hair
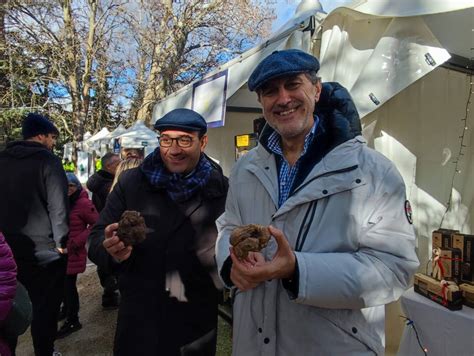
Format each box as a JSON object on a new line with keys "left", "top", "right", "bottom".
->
{"left": 304, "top": 70, "right": 321, "bottom": 85}
{"left": 102, "top": 152, "right": 119, "bottom": 167}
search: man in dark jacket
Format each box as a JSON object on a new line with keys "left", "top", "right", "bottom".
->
{"left": 86, "top": 152, "right": 121, "bottom": 309}
{"left": 88, "top": 108, "right": 228, "bottom": 355}
{"left": 0, "top": 113, "right": 69, "bottom": 356}
{"left": 87, "top": 152, "right": 121, "bottom": 212}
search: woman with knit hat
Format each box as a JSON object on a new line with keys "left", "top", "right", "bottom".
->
{"left": 56, "top": 173, "right": 98, "bottom": 339}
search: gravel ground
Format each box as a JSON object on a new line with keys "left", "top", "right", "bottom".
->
{"left": 16, "top": 265, "right": 232, "bottom": 356}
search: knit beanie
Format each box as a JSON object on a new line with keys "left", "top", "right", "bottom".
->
{"left": 66, "top": 172, "right": 82, "bottom": 191}
{"left": 22, "top": 113, "right": 60, "bottom": 139}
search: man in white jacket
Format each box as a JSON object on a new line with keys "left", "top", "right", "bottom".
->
{"left": 215, "top": 49, "right": 419, "bottom": 355}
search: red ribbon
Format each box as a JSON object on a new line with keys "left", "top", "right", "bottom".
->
{"left": 436, "top": 256, "right": 463, "bottom": 280}
{"left": 436, "top": 259, "right": 445, "bottom": 279}
{"left": 440, "top": 282, "right": 449, "bottom": 306}
{"left": 433, "top": 256, "right": 462, "bottom": 306}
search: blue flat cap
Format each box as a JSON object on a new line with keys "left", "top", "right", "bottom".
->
{"left": 154, "top": 108, "right": 207, "bottom": 134}
{"left": 248, "top": 49, "right": 320, "bottom": 92}
{"left": 22, "top": 113, "right": 59, "bottom": 139}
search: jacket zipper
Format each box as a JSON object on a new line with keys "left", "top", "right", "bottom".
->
{"left": 294, "top": 201, "right": 315, "bottom": 251}
{"left": 292, "top": 164, "right": 359, "bottom": 252}
{"left": 295, "top": 201, "right": 318, "bottom": 252}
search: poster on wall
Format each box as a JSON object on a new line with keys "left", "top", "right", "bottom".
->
{"left": 113, "top": 138, "right": 121, "bottom": 153}
{"left": 77, "top": 150, "right": 89, "bottom": 183}
{"left": 192, "top": 69, "right": 228, "bottom": 128}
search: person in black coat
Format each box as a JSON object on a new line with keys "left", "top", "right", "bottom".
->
{"left": 88, "top": 109, "right": 228, "bottom": 356}
{"left": 86, "top": 152, "right": 121, "bottom": 212}
{"left": 0, "top": 113, "right": 68, "bottom": 356}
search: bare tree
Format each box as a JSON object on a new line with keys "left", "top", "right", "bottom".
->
{"left": 2, "top": 0, "right": 272, "bottom": 156}
{"left": 60, "top": 0, "right": 129, "bottom": 150}
{"left": 4, "top": 0, "right": 126, "bottom": 159}
{"left": 0, "top": 0, "right": 8, "bottom": 106}
{"left": 127, "top": 0, "right": 271, "bottom": 125}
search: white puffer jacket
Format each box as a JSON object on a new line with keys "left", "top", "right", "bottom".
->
{"left": 216, "top": 136, "right": 419, "bottom": 356}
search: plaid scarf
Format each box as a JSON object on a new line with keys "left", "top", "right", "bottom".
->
{"left": 141, "top": 149, "right": 213, "bottom": 202}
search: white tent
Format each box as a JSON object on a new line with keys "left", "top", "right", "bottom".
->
{"left": 118, "top": 121, "right": 159, "bottom": 157}
{"left": 86, "top": 127, "right": 110, "bottom": 142}
{"left": 106, "top": 124, "right": 127, "bottom": 139}
{"left": 316, "top": 0, "right": 473, "bottom": 262}
{"left": 83, "top": 131, "right": 92, "bottom": 141}
{"left": 104, "top": 124, "right": 127, "bottom": 153}
{"left": 80, "top": 127, "right": 110, "bottom": 157}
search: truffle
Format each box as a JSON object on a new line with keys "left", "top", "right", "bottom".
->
{"left": 230, "top": 224, "right": 271, "bottom": 259}
{"left": 117, "top": 210, "right": 147, "bottom": 246}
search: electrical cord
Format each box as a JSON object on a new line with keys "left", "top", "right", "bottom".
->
{"left": 400, "top": 315, "right": 428, "bottom": 355}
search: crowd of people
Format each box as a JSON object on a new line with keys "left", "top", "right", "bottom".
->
{"left": 0, "top": 49, "right": 419, "bottom": 356}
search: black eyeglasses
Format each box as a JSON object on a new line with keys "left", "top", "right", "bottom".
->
{"left": 158, "top": 135, "right": 195, "bottom": 148}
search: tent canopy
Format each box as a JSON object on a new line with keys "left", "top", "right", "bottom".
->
{"left": 118, "top": 121, "right": 158, "bottom": 152}
{"left": 86, "top": 127, "right": 110, "bottom": 142}
{"left": 318, "top": 0, "right": 472, "bottom": 118}
{"left": 119, "top": 121, "right": 157, "bottom": 140}
{"left": 106, "top": 124, "right": 127, "bottom": 139}
{"left": 81, "top": 127, "right": 110, "bottom": 156}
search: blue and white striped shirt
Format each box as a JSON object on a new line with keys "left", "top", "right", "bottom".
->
{"left": 267, "top": 118, "right": 319, "bottom": 207}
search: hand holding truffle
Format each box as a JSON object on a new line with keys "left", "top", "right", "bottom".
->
{"left": 103, "top": 211, "right": 148, "bottom": 262}
{"left": 117, "top": 211, "right": 147, "bottom": 246}
{"left": 103, "top": 222, "right": 133, "bottom": 263}
{"left": 229, "top": 225, "right": 296, "bottom": 291}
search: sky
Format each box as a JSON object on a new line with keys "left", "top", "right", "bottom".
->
{"left": 272, "top": 0, "right": 353, "bottom": 30}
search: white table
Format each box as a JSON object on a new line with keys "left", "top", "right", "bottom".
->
{"left": 397, "top": 287, "right": 474, "bottom": 356}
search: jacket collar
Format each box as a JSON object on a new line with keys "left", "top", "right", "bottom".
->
{"left": 247, "top": 136, "right": 367, "bottom": 217}
{"left": 281, "top": 137, "right": 367, "bottom": 216}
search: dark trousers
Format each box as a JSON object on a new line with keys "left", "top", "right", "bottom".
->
{"left": 16, "top": 257, "right": 66, "bottom": 356}
{"left": 63, "top": 274, "right": 79, "bottom": 322}
{"left": 4, "top": 334, "right": 17, "bottom": 356}
{"left": 97, "top": 266, "right": 118, "bottom": 298}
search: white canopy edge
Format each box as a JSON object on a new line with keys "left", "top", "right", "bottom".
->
{"left": 106, "top": 124, "right": 127, "bottom": 139}
{"left": 317, "top": 11, "right": 451, "bottom": 119}
{"left": 335, "top": 0, "right": 473, "bottom": 18}
{"left": 118, "top": 121, "right": 157, "bottom": 140}
{"left": 85, "top": 127, "right": 110, "bottom": 142}
{"left": 118, "top": 120, "right": 158, "bottom": 152}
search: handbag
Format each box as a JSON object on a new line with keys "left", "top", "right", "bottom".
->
{"left": 2, "top": 281, "right": 32, "bottom": 338}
